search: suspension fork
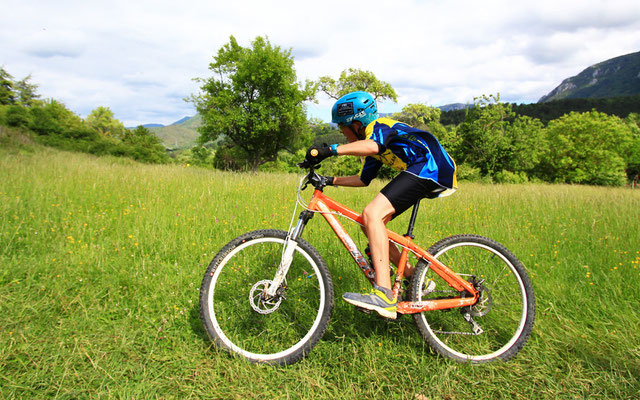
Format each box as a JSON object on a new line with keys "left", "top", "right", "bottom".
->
{"left": 264, "top": 210, "right": 314, "bottom": 297}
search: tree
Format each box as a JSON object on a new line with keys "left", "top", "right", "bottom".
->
{"left": 191, "top": 35, "right": 314, "bottom": 170}
{"left": 29, "top": 99, "right": 84, "bottom": 136}
{"left": 503, "top": 115, "right": 547, "bottom": 177}
{"left": 5, "top": 105, "right": 30, "bottom": 128}
{"left": 14, "top": 74, "right": 40, "bottom": 107}
{"left": 317, "top": 68, "right": 398, "bottom": 102}
{"left": 120, "top": 126, "right": 169, "bottom": 163}
{"left": 457, "top": 94, "right": 514, "bottom": 175}
{"left": 0, "top": 67, "right": 16, "bottom": 105}
{"left": 545, "top": 111, "right": 633, "bottom": 186}
{"left": 85, "top": 106, "right": 125, "bottom": 137}
{"left": 391, "top": 103, "right": 441, "bottom": 129}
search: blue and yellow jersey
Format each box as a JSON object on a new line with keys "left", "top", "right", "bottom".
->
{"left": 359, "top": 118, "right": 457, "bottom": 194}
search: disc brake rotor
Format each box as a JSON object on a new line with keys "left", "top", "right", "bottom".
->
{"left": 470, "top": 284, "right": 492, "bottom": 317}
{"left": 249, "top": 280, "right": 283, "bottom": 314}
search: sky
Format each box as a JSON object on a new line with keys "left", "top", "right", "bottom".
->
{"left": 1, "top": 0, "right": 640, "bottom": 127}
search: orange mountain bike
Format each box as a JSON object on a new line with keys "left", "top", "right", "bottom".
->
{"left": 199, "top": 164, "right": 535, "bottom": 365}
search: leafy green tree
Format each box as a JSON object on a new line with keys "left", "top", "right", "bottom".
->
{"left": 191, "top": 35, "right": 314, "bottom": 170}
{"left": 5, "top": 105, "right": 31, "bottom": 128}
{"left": 317, "top": 68, "right": 398, "bottom": 102}
{"left": 29, "top": 106, "right": 62, "bottom": 135}
{"left": 503, "top": 115, "right": 547, "bottom": 177}
{"left": 14, "top": 74, "right": 40, "bottom": 107}
{"left": 545, "top": 111, "right": 633, "bottom": 186}
{"left": 391, "top": 103, "right": 441, "bottom": 129}
{"left": 119, "top": 125, "right": 169, "bottom": 163}
{"left": 121, "top": 125, "right": 159, "bottom": 146}
{"left": 85, "top": 106, "right": 125, "bottom": 137}
{"left": 0, "top": 67, "right": 16, "bottom": 105}
{"left": 29, "top": 99, "right": 84, "bottom": 136}
{"left": 457, "top": 94, "right": 514, "bottom": 175}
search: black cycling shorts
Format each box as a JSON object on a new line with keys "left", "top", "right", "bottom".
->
{"left": 380, "top": 172, "right": 445, "bottom": 218}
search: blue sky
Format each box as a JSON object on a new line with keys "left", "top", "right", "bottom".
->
{"left": 1, "top": 0, "right": 639, "bottom": 126}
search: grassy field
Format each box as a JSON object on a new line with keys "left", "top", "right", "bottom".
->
{"left": 1, "top": 141, "right": 639, "bottom": 399}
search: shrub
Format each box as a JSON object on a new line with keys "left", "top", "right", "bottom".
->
{"left": 546, "top": 111, "right": 632, "bottom": 186}
{"left": 494, "top": 170, "right": 529, "bottom": 184}
{"left": 455, "top": 163, "right": 485, "bottom": 182}
{"left": 5, "top": 105, "right": 30, "bottom": 128}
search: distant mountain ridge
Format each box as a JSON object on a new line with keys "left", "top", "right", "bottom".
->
{"left": 137, "top": 116, "right": 192, "bottom": 129}
{"left": 539, "top": 51, "right": 640, "bottom": 102}
{"left": 438, "top": 103, "right": 470, "bottom": 112}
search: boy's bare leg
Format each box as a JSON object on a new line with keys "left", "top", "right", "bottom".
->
{"left": 361, "top": 193, "right": 395, "bottom": 290}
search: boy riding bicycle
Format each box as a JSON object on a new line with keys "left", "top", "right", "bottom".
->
{"left": 304, "top": 91, "right": 457, "bottom": 319}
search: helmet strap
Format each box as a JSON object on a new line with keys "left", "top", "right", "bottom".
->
{"left": 349, "top": 122, "right": 365, "bottom": 140}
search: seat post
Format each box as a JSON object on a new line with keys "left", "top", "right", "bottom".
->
{"left": 404, "top": 200, "right": 421, "bottom": 239}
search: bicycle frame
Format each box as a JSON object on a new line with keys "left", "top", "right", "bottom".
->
{"left": 303, "top": 188, "right": 479, "bottom": 315}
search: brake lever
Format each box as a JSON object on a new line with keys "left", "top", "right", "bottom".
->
{"left": 297, "top": 160, "right": 321, "bottom": 191}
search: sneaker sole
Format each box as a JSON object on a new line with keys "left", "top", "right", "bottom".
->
{"left": 343, "top": 297, "right": 397, "bottom": 319}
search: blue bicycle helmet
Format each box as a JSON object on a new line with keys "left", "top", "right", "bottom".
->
{"left": 331, "top": 91, "right": 378, "bottom": 127}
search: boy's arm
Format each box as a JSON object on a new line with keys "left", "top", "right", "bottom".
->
{"left": 333, "top": 175, "right": 366, "bottom": 187}
{"left": 335, "top": 140, "right": 380, "bottom": 157}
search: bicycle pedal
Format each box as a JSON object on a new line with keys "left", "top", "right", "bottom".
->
{"left": 355, "top": 306, "right": 372, "bottom": 314}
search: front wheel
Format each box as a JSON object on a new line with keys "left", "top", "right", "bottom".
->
{"left": 199, "top": 229, "right": 334, "bottom": 365}
{"left": 410, "top": 234, "right": 535, "bottom": 363}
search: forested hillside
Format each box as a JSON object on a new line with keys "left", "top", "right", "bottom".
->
{"left": 0, "top": 67, "right": 169, "bottom": 164}
{"left": 539, "top": 51, "right": 640, "bottom": 102}
{"left": 441, "top": 95, "right": 640, "bottom": 126}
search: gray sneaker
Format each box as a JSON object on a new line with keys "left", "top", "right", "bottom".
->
{"left": 343, "top": 284, "right": 397, "bottom": 319}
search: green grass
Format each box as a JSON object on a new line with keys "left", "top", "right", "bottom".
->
{"left": 1, "top": 142, "right": 639, "bottom": 399}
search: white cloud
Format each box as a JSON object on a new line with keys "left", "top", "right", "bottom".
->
{"left": 1, "top": 0, "right": 639, "bottom": 125}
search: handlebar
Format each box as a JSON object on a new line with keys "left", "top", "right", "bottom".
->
{"left": 296, "top": 160, "right": 329, "bottom": 191}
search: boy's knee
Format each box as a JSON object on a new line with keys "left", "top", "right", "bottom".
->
{"left": 362, "top": 204, "right": 391, "bottom": 227}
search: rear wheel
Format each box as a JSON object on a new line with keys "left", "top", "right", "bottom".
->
{"left": 199, "top": 229, "right": 334, "bottom": 365}
{"left": 410, "top": 234, "right": 535, "bottom": 363}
